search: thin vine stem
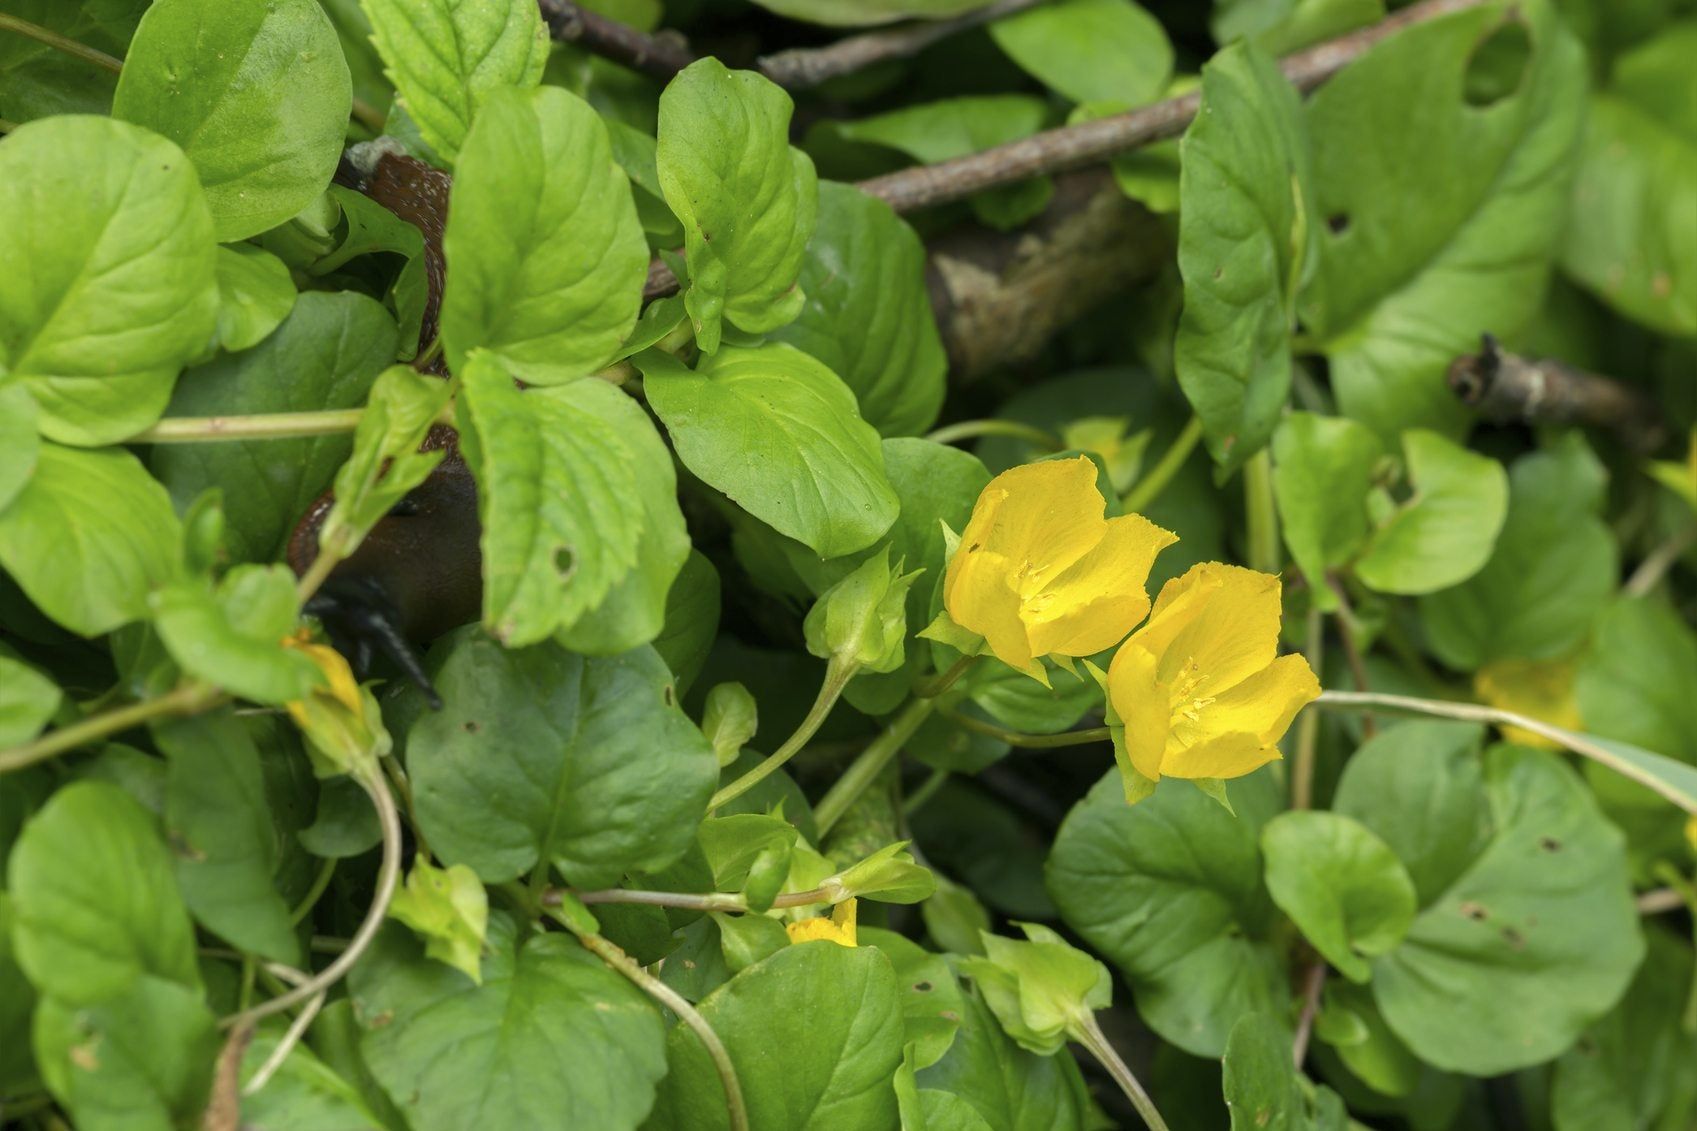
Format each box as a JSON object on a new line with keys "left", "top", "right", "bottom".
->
{"left": 1076, "top": 1013, "right": 1171, "bottom": 1131}
{"left": 1624, "top": 520, "right": 1697, "bottom": 597}
{"left": 0, "top": 681, "right": 223, "bottom": 774}
{"left": 288, "top": 857, "right": 338, "bottom": 926}
{"left": 0, "top": 13, "right": 122, "bottom": 73}
{"left": 1291, "top": 962, "right": 1327, "bottom": 1067}
{"left": 1244, "top": 449, "right": 1280, "bottom": 574}
{"left": 813, "top": 697, "right": 936, "bottom": 835}
{"left": 924, "top": 418, "right": 1062, "bottom": 450}
{"left": 133, "top": 409, "right": 368, "bottom": 443}
{"left": 913, "top": 653, "right": 978, "bottom": 699}
{"left": 222, "top": 772, "right": 402, "bottom": 1028}
{"left": 1289, "top": 604, "right": 1324, "bottom": 811}
{"left": 1122, "top": 416, "right": 1203, "bottom": 513}
{"left": 550, "top": 884, "right": 834, "bottom": 914}
{"left": 942, "top": 708, "right": 1111, "bottom": 749}
{"left": 711, "top": 659, "right": 857, "bottom": 810}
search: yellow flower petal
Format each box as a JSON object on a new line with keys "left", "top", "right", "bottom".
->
{"left": 1160, "top": 732, "right": 1279, "bottom": 780}
{"left": 1195, "top": 654, "right": 1321, "bottom": 747}
{"left": 1145, "top": 564, "right": 1283, "bottom": 697}
{"left": 948, "top": 458, "right": 1105, "bottom": 595}
{"left": 785, "top": 898, "right": 857, "bottom": 947}
{"left": 1106, "top": 644, "right": 1168, "bottom": 781}
{"left": 1024, "top": 512, "right": 1177, "bottom": 658}
{"left": 1474, "top": 659, "right": 1582, "bottom": 750}
{"left": 947, "top": 546, "right": 1040, "bottom": 674}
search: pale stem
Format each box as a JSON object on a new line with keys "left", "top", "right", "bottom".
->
{"left": 1624, "top": 520, "right": 1697, "bottom": 598}
{"left": 942, "top": 708, "right": 1111, "bottom": 749}
{"left": 1123, "top": 416, "right": 1204, "bottom": 513}
{"left": 1244, "top": 449, "right": 1281, "bottom": 574}
{"left": 914, "top": 653, "right": 979, "bottom": 699}
{"left": 133, "top": 409, "right": 368, "bottom": 443}
{"left": 710, "top": 659, "right": 857, "bottom": 810}
{"left": 813, "top": 697, "right": 936, "bottom": 835}
{"left": 242, "top": 981, "right": 325, "bottom": 1097}
{"left": 1076, "top": 1013, "right": 1172, "bottom": 1131}
{"left": 1290, "top": 604, "right": 1324, "bottom": 811}
{"left": 556, "top": 884, "right": 834, "bottom": 914}
{"left": 1291, "top": 962, "right": 1327, "bottom": 1068}
{"left": 0, "top": 682, "right": 222, "bottom": 775}
{"left": 0, "top": 13, "right": 122, "bottom": 72}
{"left": 924, "top": 419, "right": 1062, "bottom": 450}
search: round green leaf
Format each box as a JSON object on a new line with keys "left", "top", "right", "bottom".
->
{"left": 1353, "top": 429, "right": 1508, "bottom": 595}
{"left": 113, "top": 0, "right": 352, "bottom": 241}
{"left": 0, "top": 443, "right": 182, "bottom": 636}
{"left": 441, "top": 85, "right": 649, "bottom": 384}
{"left": 7, "top": 781, "right": 200, "bottom": 1004}
{"left": 213, "top": 244, "right": 296, "bottom": 353}
{"left": 0, "top": 383, "right": 41, "bottom": 513}
{"left": 150, "top": 564, "right": 322, "bottom": 706}
{"left": 351, "top": 915, "right": 667, "bottom": 1131}
{"left": 989, "top": 0, "right": 1172, "bottom": 107}
{"left": 1261, "top": 811, "right": 1418, "bottom": 983}
{"left": 409, "top": 631, "right": 716, "bottom": 889}
{"left": 913, "top": 989, "right": 1092, "bottom": 1131}
{"left": 1045, "top": 769, "right": 1289, "bottom": 1057}
{"left": 638, "top": 344, "right": 899, "bottom": 559}
{"left": 1271, "top": 412, "right": 1382, "bottom": 604}
{"left": 0, "top": 115, "right": 217, "bottom": 446}
{"left": 1576, "top": 597, "right": 1697, "bottom": 764}
{"left": 0, "top": 651, "right": 61, "bottom": 750}
{"left": 646, "top": 942, "right": 905, "bottom": 1131}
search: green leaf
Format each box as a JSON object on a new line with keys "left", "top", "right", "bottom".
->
{"left": 653, "top": 549, "right": 721, "bottom": 698}
{"left": 387, "top": 856, "right": 489, "bottom": 984}
{"left": 770, "top": 181, "right": 946, "bottom": 437}
{"left": 638, "top": 344, "right": 899, "bottom": 559}
{"left": 1577, "top": 597, "right": 1697, "bottom": 764}
{"left": 1046, "top": 769, "right": 1289, "bottom": 1056}
{"left": 239, "top": 1020, "right": 387, "bottom": 1131}
{"left": 957, "top": 923, "right": 1111, "bottom": 1055}
{"left": 319, "top": 365, "right": 449, "bottom": 558}
{"left": 0, "top": 383, "right": 41, "bottom": 514}
{"left": 746, "top": 0, "right": 989, "bottom": 26}
{"left": 914, "top": 989, "right": 1091, "bottom": 1131}
{"left": 1352, "top": 429, "right": 1508, "bottom": 595}
{"left": 33, "top": 975, "right": 220, "bottom": 1131}
{"left": 1270, "top": 412, "right": 1382, "bottom": 606}
{"left": 152, "top": 712, "right": 301, "bottom": 964}
{"left": 7, "top": 781, "right": 200, "bottom": 1004}
{"left": 113, "top": 0, "right": 352, "bottom": 241}
{"left": 1212, "top": 0, "right": 1384, "bottom": 55}
{"left": 702, "top": 682, "right": 759, "bottom": 767}
{"left": 150, "top": 564, "right": 320, "bottom": 705}
{"left": 646, "top": 941, "right": 905, "bottom": 1131}
{"left": 0, "top": 651, "right": 60, "bottom": 749}
{"left": 441, "top": 85, "right": 648, "bottom": 383}
{"left": 1260, "top": 811, "right": 1417, "bottom": 983}
{"left": 657, "top": 58, "right": 818, "bottom": 353}
{"left": 1331, "top": 721, "right": 1492, "bottom": 906}
{"left": 459, "top": 355, "right": 652, "bottom": 646}
{"left": 351, "top": 914, "right": 667, "bottom": 1131}
{"left": 0, "top": 443, "right": 181, "bottom": 636}
{"left": 1368, "top": 746, "right": 1644, "bottom": 1075}
{"left": 1222, "top": 1013, "right": 1348, "bottom": 1131}
{"left": 1174, "top": 39, "right": 1312, "bottom": 468}
{"left": 1301, "top": 4, "right": 1587, "bottom": 439}
{"left": 213, "top": 244, "right": 296, "bottom": 354}
{"left": 1420, "top": 435, "right": 1617, "bottom": 669}
{"left": 860, "top": 927, "right": 966, "bottom": 1071}
{"left": 0, "top": 115, "right": 217, "bottom": 446}
{"left": 989, "top": 0, "right": 1171, "bottom": 108}
{"left": 360, "top": 0, "right": 548, "bottom": 163}
{"left": 409, "top": 631, "right": 716, "bottom": 888}
{"left": 0, "top": 0, "right": 143, "bottom": 122}
{"left": 1560, "top": 21, "right": 1697, "bottom": 336}
{"left": 150, "top": 291, "right": 400, "bottom": 563}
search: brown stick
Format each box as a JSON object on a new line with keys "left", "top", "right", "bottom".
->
{"left": 536, "top": 0, "right": 695, "bottom": 82}
{"left": 1448, "top": 334, "right": 1666, "bottom": 452}
{"left": 758, "top": 0, "right": 1045, "bottom": 90}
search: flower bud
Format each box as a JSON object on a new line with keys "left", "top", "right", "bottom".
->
{"left": 803, "top": 546, "right": 922, "bottom": 675}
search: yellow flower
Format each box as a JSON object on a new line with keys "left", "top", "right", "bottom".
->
{"left": 785, "top": 898, "right": 857, "bottom": 948}
{"left": 281, "top": 635, "right": 390, "bottom": 778}
{"left": 1474, "top": 658, "right": 1582, "bottom": 749}
{"left": 1106, "top": 562, "right": 1318, "bottom": 781}
{"left": 943, "top": 456, "right": 1176, "bottom": 679}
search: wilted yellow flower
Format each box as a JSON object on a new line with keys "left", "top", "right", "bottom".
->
{"left": 943, "top": 456, "right": 1176, "bottom": 679}
{"left": 785, "top": 898, "right": 857, "bottom": 948}
{"left": 1106, "top": 563, "right": 1318, "bottom": 781}
{"left": 281, "top": 635, "right": 390, "bottom": 779}
{"left": 1475, "top": 658, "right": 1582, "bottom": 749}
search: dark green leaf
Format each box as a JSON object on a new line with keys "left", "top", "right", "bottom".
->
{"left": 914, "top": 990, "right": 1091, "bottom": 1131}
{"left": 213, "top": 244, "right": 296, "bottom": 354}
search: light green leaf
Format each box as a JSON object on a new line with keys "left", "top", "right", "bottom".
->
{"left": 0, "top": 443, "right": 181, "bottom": 636}
{"left": 1261, "top": 811, "right": 1417, "bottom": 983}
{"left": 957, "top": 923, "right": 1111, "bottom": 1056}
{"left": 646, "top": 941, "right": 905, "bottom": 1131}
{"left": 747, "top": 0, "right": 989, "bottom": 26}
{"left": 113, "top": 0, "right": 351, "bottom": 241}
{"left": 388, "top": 856, "right": 489, "bottom": 984}
{"left": 459, "top": 355, "right": 648, "bottom": 645}
{"left": 702, "top": 683, "right": 758, "bottom": 767}
{"left": 239, "top": 1020, "right": 387, "bottom": 1131}
{"left": 0, "top": 116, "right": 217, "bottom": 446}
{"left": 441, "top": 85, "right": 648, "bottom": 383}
{"left": 989, "top": 0, "right": 1171, "bottom": 107}
{"left": 320, "top": 364, "right": 449, "bottom": 559}
{"left": 1046, "top": 769, "right": 1289, "bottom": 1057}
{"left": 652, "top": 549, "right": 721, "bottom": 698}
{"left": 151, "top": 291, "right": 400, "bottom": 563}
{"left": 861, "top": 928, "right": 966, "bottom": 1071}
{"left": 0, "top": 651, "right": 60, "bottom": 749}
{"left": 639, "top": 344, "right": 899, "bottom": 559}
{"left": 351, "top": 914, "right": 667, "bottom": 1131}
{"left": 33, "top": 975, "right": 219, "bottom": 1131}
{"left": 0, "top": 383, "right": 41, "bottom": 513}
{"left": 1369, "top": 746, "right": 1644, "bottom": 1075}
{"left": 213, "top": 244, "right": 296, "bottom": 353}
{"left": 1174, "top": 39, "right": 1312, "bottom": 468}
{"left": 657, "top": 58, "right": 818, "bottom": 352}
{"left": 1270, "top": 412, "right": 1382, "bottom": 606}
{"left": 1420, "top": 435, "right": 1617, "bottom": 669}
{"left": 1561, "top": 21, "right": 1697, "bottom": 336}
{"left": 360, "top": 0, "right": 548, "bottom": 163}
{"left": 770, "top": 181, "right": 946, "bottom": 437}
{"left": 1212, "top": 0, "right": 1384, "bottom": 55}
{"left": 914, "top": 989, "right": 1092, "bottom": 1131}
{"left": 409, "top": 631, "right": 716, "bottom": 888}
{"left": 1222, "top": 1013, "right": 1349, "bottom": 1131}
{"left": 150, "top": 565, "right": 320, "bottom": 705}
{"left": 1302, "top": 4, "right": 1587, "bottom": 439}
{"left": 154, "top": 712, "right": 302, "bottom": 964}
{"left": 7, "top": 782, "right": 200, "bottom": 1004}
{"left": 1576, "top": 597, "right": 1697, "bottom": 764}
{"left": 1352, "top": 429, "right": 1508, "bottom": 595}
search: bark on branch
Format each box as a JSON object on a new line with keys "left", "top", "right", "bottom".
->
{"left": 1448, "top": 334, "right": 1666, "bottom": 452}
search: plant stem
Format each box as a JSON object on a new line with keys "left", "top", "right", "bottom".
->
{"left": 1290, "top": 604, "right": 1324, "bottom": 811}
{"left": 924, "top": 418, "right": 1062, "bottom": 450}
{"left": 1123, "top": 416, "right": 1203, "bottom": 513}
{"left": 1313, "top": 690, "right": 1697, "bottom": 813}
{"left": 942, "top": 708, "right": 1111, "bottom": 749}
{"left": 551, "top": 884, "right": 834, "bottom": 913}
{"left": 0, "top": 681, "right": 222, "bottom": 774}
{"left": 1625, "top": 520, "right": 1697, "bottom": 598}
{"left": 914, "top": 653, "right": 978, "bottom": 699}
{"left": 903, "top": 767, "right": 950, "bottom": 815}
{"left": 0, "top": 13, "right": 122, "bottom": 73}
{"left": 133, "top": 408, "right": 367, "bottom": 443}
{"left": 289, "top": 857, "right": 338, "bottom": 926}
{"left": 1244, "top": 449, "right": 1280, "bottom": 574}
{"left": 222, "top": 772, "right": 401, "bottom": 1028}
{"left": 242, "top": 984, "right": 325, "bottom": 1097}
{"left": 350, "top": 96, "right": 385, "bottom": 133}
{"left": 1077, "top": 1013, "right": 1171, "bottom": 1131}
{"left": 1637, "top": 888, "right": 1684, "bottom": 915}
{"left": 711, "top": 659, "right": 857, "bottom": 810}
{"left": 295, "top": 533, "right": 349, "bottom": 605}
{"left": 813, "top": 697, "right": 936, "bottom": 835}
{"left": 1326, "top": 579, "right": 1375, "bottom": 738}
{"left": 564, "top": 925, "right": 750, "bottom": 1131}
{"left": 1291, "top": 962, "right": 1327, "bottom": 1067}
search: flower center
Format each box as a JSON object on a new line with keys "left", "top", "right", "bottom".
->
{"left": 1166, "top": 660, "right": 1216, "bottom": 740}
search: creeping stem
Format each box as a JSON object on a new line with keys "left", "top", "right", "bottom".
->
{"left": 1122, "top": 416, "right": 1203, "bottom": 513}
{"left": 1075, "top": 1013, "right": 1172, "bottom": 1131}
{"left": 0, "top": 681, "right": 224, "bottom": 775}
{"left": 0, "top": 13, "right": 122, "bottom": 73}
{"left": 813, "top": 697, "right": 936, "bottom": 835}
{"left": 941, "top": 708, "right": 1111, "bottom": 749}
{"left": 710, "top": 658, "right": 858, "bottom": 810}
